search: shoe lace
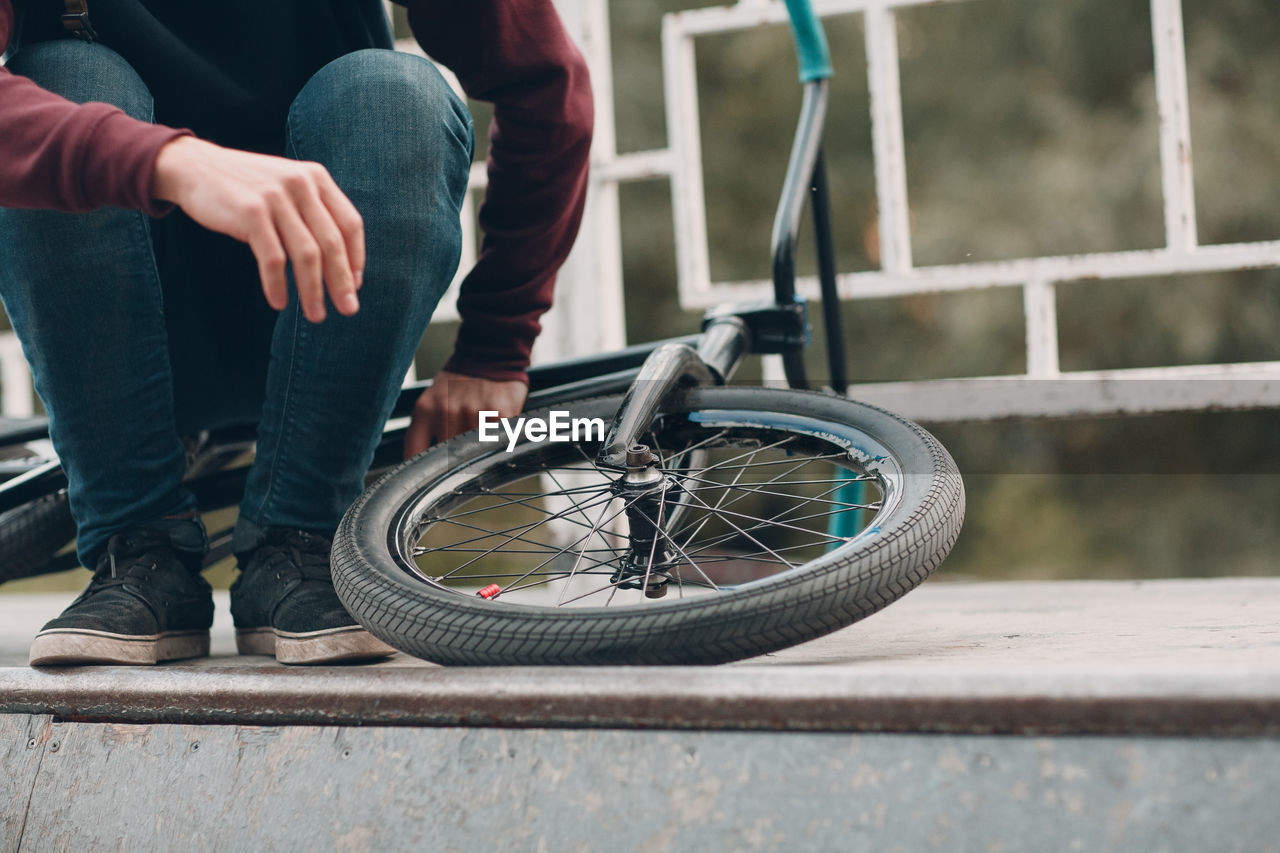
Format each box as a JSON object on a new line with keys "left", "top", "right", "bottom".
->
{"left": 88, "top": 530, "right": 168, "bottom": 591}
{"left": 258, "top": 530, "right": 333, "bottom": 586}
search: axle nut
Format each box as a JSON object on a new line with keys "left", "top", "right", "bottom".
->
{"left": 626, "top": 444, "right": 652, "bottom": 467}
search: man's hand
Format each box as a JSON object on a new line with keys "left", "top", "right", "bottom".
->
{"left": 152, "top": 136, "right": 364, "bottom": 324}
{"left": 405, "top": 370, "right": 528, "bottom": 458}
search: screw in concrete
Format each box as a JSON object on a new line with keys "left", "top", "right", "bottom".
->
{"left": 49, "top": 742, "right": 59, "bottom": 753}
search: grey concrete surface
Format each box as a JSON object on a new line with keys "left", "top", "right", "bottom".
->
{"left": 2, "top": 580, "right": 1277, "bottom": 852}
{"left": 3, "top": 715, "right": 1278, "bottom": 853}
{"left": 1, "top": 579, "right": 1277, "bottom": 734}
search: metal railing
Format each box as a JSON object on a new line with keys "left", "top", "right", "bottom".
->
{"left": 534, "top": 0, "right": 1280, "bottom": 420}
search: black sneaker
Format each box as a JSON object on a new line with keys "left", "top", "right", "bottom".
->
{"left": 29, "top": 523, "right": 214, "bottom": 666}
{"left": 230, "top": 528, "right": 395, "bottom": 665}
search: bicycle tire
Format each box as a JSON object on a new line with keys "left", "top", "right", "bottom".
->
{"left": 0, "top": 490, "right": 76, "bottom": 585}
{"left": 332, "top": 387, "right": 964, "bottom": 665}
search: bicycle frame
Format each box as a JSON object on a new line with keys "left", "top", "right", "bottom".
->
{"left": 0, "top": 0, "right": 848, "bottom": 572}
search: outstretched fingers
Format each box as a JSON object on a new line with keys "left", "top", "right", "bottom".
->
{"left": 291, "top": 168, "right": 361, "bottom": 317}
{"left": 151, "top": 138, "right": 367, "bottom": 322}
{"left": 270, "top": 190, "right": 328, "bottom": 323}
{"left": 247, "top": 205, "right": 290, "bottom": 311}
{"left": 316, "top": 172, "right": 366, "bottom": 293}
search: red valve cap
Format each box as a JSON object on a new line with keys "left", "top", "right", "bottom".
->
{"left": 477, "top": 584, "right": 501, "bottom": 599}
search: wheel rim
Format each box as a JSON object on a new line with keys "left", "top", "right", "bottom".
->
{"left": 391, "top": 408, "right": 903, "bottom": 610}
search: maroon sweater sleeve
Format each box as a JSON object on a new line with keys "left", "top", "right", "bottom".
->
{"left": 405, "top": 0, "right": 593, "bottom": 383}
{"left": 0, "top": 1, "right": 189, "bottom": 214}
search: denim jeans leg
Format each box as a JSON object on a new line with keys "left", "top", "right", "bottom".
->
{"left": 235, "top": 49, "right": 473, "bottom": 548}
{"left": 0, "top": 41, "right": 197, "bottom": 565}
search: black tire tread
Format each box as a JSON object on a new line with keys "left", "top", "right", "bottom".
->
{"left": 333, "top": 388, "right": 964, "bottom": 665}
{"left": 0, "top": 491, "right": 76, "bottom": 585}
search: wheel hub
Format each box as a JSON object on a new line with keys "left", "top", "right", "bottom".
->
{"left": 611, "top": 444, "right": 677, "bottom": 598}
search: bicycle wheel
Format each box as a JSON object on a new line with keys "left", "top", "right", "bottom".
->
{"left": 0, "top": 491, "right": 76, "bottom": 585}
{"left": 332, "top": 387, "right": 964, "bottom": 665}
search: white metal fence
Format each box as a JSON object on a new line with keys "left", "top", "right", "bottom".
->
{"left": 532, "top": 0, "right": 1280, "bottom": 421}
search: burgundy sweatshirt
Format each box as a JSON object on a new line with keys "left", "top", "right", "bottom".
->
{"left": 0, "top": 0, "right": 593, "bottom": 383}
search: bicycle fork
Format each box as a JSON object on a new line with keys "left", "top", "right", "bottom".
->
{"left": 595, "top": 317, "right": 751, "bottom": 598}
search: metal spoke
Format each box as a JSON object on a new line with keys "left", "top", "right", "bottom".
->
{"left": 666, "top": 456, "right": 857, "bottom": 482}
{"left": 631, "top": 505, "right": 721, "bottom": 592}
{"left": 436, "top": 569, "right": 617, "bottom": 581}
{"left": 423, "top": 493, "right": 619, "bottom": 577}
{"left": 663, "top": 454, "right": 854, "bottom": 477}
{"left": 557, "top": 494, "right": 619, "bottom": 605}
{"left": 540, "top": 467, "right": 616, "bottom": 528}
{"left": 499, "top": 537, "right": 640, "bottom": 591}
{"left": 435, "top": 505, "right": 628, "bottom": 585}
{"left": 756, "top": 474, "right": 881, "bottom": 530}
{"left": 493, "top": 497, "right": 639, "bottom": 596}
{"left": 671, "top": 453, "right": 821, "bottom": 543}
{"left": 452, "top": 481, "right": 608, "bottom": 499}
{"left": 499, "top": 537, "right": 634, "bottom": 598}
{"left": 671, "top": 475, "right": 879, "bottom": 510}
{"left": 656, "top": 428, "right": 729, "bottom": 460}
{"left": 417, "top": 546, "right": 626, "bottom": 556}
{"left": 669, "top": 439, "right": 761, "bottom": 577}
{"left": 403, "top": 419, "right": 898, "bottom": 610}
{"left": 424, "top": 481, "right": 614, "bottom": 527}
{"left": 692, "top": 487, "right": 880, "bottom": 535}
{"left": 418, "top": 493, "right": 618, "bottom": 555}
{"left": 673, "top": 554, "right": 792, "bottom": 570}
{"left": 670, "top": 455, "right": 849, "bottom": 535}
{"left": 676, "top": 513, "right": 854, "bottom": 561}
{"left": 686, "top": 450, "right": 850, "bottom": 469}
{"left": 676, "top": 487, "right": 800, "bottom": 569}
{"left": 684, "top": 536, "right": 853, "bottom": 562}
{"left": 662, "top": 435, "right": 796, "bottom": 480}
{"left": 672, "top": 472, "right": 874, "bottom": 491}
{"left": 558, "top": 568, "right": 654, "bottom": 606}
{"left": 440, "top": 478, "right": 613, "bottom": 524}
{"left": 484, "top": 491, "right": 618, "bottom": 535}
{"left": 670, "top": 471, "right": 865, "bottom": 558}
{"left": 500, "top": 548, "right": 633, "bottom": 595}
{"left": 497, "top": 569, "right": 610, "bottom": 596}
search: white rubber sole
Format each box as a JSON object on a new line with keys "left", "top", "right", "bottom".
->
{"left": 29, "top": 628, "right": 211, "bottom": 666}
{"left": 236, "top": 626, "right": 397, "bottom": 665}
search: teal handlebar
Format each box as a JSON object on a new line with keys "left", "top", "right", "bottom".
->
{"left": 784, "top": 0, "right": 833, "bottom": 82}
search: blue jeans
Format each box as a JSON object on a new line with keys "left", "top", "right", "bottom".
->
{"left": 0, "top": 41, "right": 473, "bottom": 564}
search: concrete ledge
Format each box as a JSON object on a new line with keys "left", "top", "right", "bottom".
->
{"left": 4, "top": 663, "right": 1279, "bottom": 735}
{"left": 2, "top": 579, "right": 1277, "bottom": 735}
{"left": 7, "top": 715, "right": 1280, "bottom": 851}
